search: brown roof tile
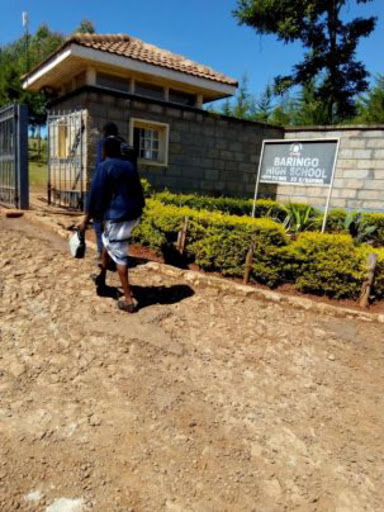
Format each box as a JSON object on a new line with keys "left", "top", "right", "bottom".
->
{"left": 70, "top": 33, "right": 238, "bottom": 86}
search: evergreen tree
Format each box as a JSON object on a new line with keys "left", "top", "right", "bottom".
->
{"left": 221, "top": 98, "right": 233, "bottom": 116}
{"left": 74, "top": 19, "right": 96, "bottom": 34}
{"left": 234, "top": 0, "right": 377, "bottom": 123}
{"left": 292, "top": 80, "right": 330, "bottom": 126}
{"left": 252, "top": 84, "right": 273, "bottom": 123}
{"left": 233, "top": 74, "right": 254, "bottom": 119}
{"left": 356, "top": 75, "right": 384, "bottom": 124}
{"left": 269, "top": 94, "right": 295, "bottom": 126}
{"left": 0, "top": 25, "right": 64, "bottom": 124}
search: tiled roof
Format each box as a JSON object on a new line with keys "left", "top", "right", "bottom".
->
{"left": 69, "top": 33, "right": 238, "bottom": 86}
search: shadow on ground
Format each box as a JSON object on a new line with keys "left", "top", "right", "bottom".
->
{"left": 127, "top": 255, "right": 150, "bottom": 268}
{"left": 94, "top": 282, "right": 194, "bottom": 310}
{"left": 132, "top": 284, "right": 194, "bottom": 310}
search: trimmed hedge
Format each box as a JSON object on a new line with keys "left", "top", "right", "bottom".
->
{"left": 155, "top": 191, "right": 292, "bottom": 219}
{"left": 282, "top": 233, "right": 366, "bottom": 298}
{"left": 154, "top": 190, "right": 384, "bottom": 246}
{"left": 155, "top": 191, "right": 320, "bottom": 222}
{"left": 311, "top": 209, "right": 347, "bottom": 232}
{"left": 369, "top": 247, "right": 384, "bottom": 299}
{"left": 363, "top": 213, "right": 384, "bottom": 247}
{"left": 132, "top": 199, "right": 288, "bottom": 286}
{"left": 132, "top": 200, "right": 384, "bottom": 301}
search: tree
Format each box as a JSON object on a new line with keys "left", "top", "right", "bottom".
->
{"left": 356, "top": 74, "right": 384, "bottom": 124}
{"left": 232, "top": 74, "right": 254, "bottom": 119}
{"left": 0, "top": 25, "right": 65, "bottom": 125}
{"left": 0, "top": 20, "right": 96, "bottom": 124}
{"left": 234, "top": 0, "right": 377, "bottom": 124}
{"left": 221, "top": 98, "right": 233, "bottom": 116}
{"left": 253, "top": 84, "right": 273, "bottom": 123}
{"left": 216, "top": 74, "right": 255, "bottom": 119}
{"left": 291, "top": 80, "right": 330, "bottom": 126}
{"left": 74, "top": 19, "right": 96, "bottom": 34}
{"left": 269, "top": 93, "right": 295, "bottom": 126}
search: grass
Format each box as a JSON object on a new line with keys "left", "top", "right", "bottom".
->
{"left": 29, "top": 161, "right": 48, "bottom": 188}
{"left": 28, "top": 138, "right": 48, "bottom": 190}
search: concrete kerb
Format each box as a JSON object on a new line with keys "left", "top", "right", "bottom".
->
{"left": 143, "top": 261, "right": 384, "bottom": 324}
{"left": 5, "top": 207, "right": 384, "bottom": 324}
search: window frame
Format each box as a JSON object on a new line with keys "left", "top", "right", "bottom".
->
{"left": 95, "top": 71, "right": 130, "bottom": 94}
{"left": 168, "top": 88, "right": 197, "bottom": 107}
{"left": 129, "top": 118, "right": 169, "bottom": 167}
{"left": 134, "top": 81, "right": 165, "bottom": 101}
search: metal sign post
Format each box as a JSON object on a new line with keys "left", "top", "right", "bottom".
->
{"left": 253, "top": 138, "right": 340, "bottom": 232}
{"left": 321, "top": 139, "right": 340, "bottom": 232}
{"left": 251, "top": 140, "right": 266, "bottom": 218}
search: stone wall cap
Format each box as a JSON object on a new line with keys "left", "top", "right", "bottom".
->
{"left": 286, "top": 124, "right": 384, "bottom": 132}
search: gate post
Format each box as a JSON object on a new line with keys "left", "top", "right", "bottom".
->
{"left": 16, "top": 104, "right": 29, "bottom": 209}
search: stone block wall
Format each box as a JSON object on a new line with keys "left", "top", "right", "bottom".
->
{"left": 282, "top": 127, "right": 384, "bottom": 212}
{"left": 49, "top": 88, "right": 384, "bottom": 212}
{"left": 50, "top": 86, "right": 283, "bottom": 197}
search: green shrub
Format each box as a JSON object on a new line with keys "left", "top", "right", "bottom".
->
{"left": 253, "top": 199, "right": 286, "bottom": 220}
{"left": 133, "top": 199, "right": 288, "bottom": 285}
{"left": 155, "top": 190, "right": 384, "bottom": 247}
{"left": 155, "top": 191, "right": 325, "bottom": 223}
{"left": 131, "top": 217, "right": 165, "bottom": 250}
{"left": 132, "top": 200, "right": 384, "bottom": 301}
{"left": 362, "top": 213, "right": 384, "bottom": 246}
{"left": 189, "top": 219, "right": 288, "bottom": 286}
{"left": 140, "top": 178, "right": 154, "bottom": 198}
{"left": 373, "top": 248, "right": 384, "bottom": 298}
{"left": 286, "top": 232, "right": 366, "bottom": 298}
{"left": 278, "top": 203, "right": 319, "bottom": 233}
{"left": 310, "top": 208, "right": 347, "bottom": 232}
{"left": 155, "top": 191, "right": 291, "bottom": 219}
{"left": 155, "top": 191, "right": 254, "bottom": 216}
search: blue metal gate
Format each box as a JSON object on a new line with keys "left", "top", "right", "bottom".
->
{"left": 0, "top": 103, "right": 28, "bottom": 209}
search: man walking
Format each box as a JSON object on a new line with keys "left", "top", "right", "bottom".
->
{"left": 79, "top": 136, "right": 145, "bottom": 313}
{"left": 94, "top": 122, "right": 127, "bottom": 258}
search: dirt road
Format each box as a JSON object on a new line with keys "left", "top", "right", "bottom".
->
{"left": 0, "top": 217, "right": 383, "bottom": 512}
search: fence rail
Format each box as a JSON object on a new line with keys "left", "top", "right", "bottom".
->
{"left": 0, "top": 103, "right": 28, "bottom": 209}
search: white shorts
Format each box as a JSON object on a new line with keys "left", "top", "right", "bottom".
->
{"left": 102, "top": 218, "right": 139, "bottom": 265}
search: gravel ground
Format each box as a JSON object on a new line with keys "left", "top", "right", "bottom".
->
{"left": 0, "top": 216, "right": 383, "bottom": 512}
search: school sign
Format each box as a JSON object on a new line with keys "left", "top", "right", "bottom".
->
{"left": 253, "top": 138, "right": 340, "bottom": 232}
{"left": 259, "top": 139, "right": 338, "bottom": 186}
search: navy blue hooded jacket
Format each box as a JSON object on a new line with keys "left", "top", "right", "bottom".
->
{"left": 86, "top": 157, "right": 145, "bottom": 222}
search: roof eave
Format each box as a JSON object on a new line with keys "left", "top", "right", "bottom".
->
{"left": 22, "top": 42, "right": 237, "bottom": 98}
{"left": 22, "top": 44, "right": 74, "bottom": 91}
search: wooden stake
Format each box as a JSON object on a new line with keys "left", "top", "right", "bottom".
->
{"left": 243, "top": 242, "right": 256, "bottom": 284}
{"left": 360, "top": 253, "right": 377, "bottom": 309}
{"left": 176, "top": 216, "right": 189, "bottom": 254}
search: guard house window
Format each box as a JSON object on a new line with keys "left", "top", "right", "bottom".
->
{"left": 169, "top": 88, "right": 196, "bottom": 106}
{"left": 135, "top": 81, "right": 164, "bottom": 100}
{"left": 135, "top": 128, "right": 159, "bottom": 161}
{"left": 130, "top": 118, "right": 169, "bottom": 166}
{"left": 96, "top": 72, "right": 130, "bottom": 93}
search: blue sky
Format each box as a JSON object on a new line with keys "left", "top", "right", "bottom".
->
{"left": 1, "top": 0, "right": 383, "bottom": 99}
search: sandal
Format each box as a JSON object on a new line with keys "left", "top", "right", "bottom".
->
{"left": 117, "top": 299, "right": 138, "bottom": 313}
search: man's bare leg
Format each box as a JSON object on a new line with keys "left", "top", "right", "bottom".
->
{"left": 116, "top": 263, "right": 134, "bottom": 305}
{"left": 94, "top": 247, "right": 109, "bottom": 287}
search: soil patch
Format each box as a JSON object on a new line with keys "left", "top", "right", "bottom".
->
{"left": 0, "top": 218, "right": 383, "bottom": 511}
